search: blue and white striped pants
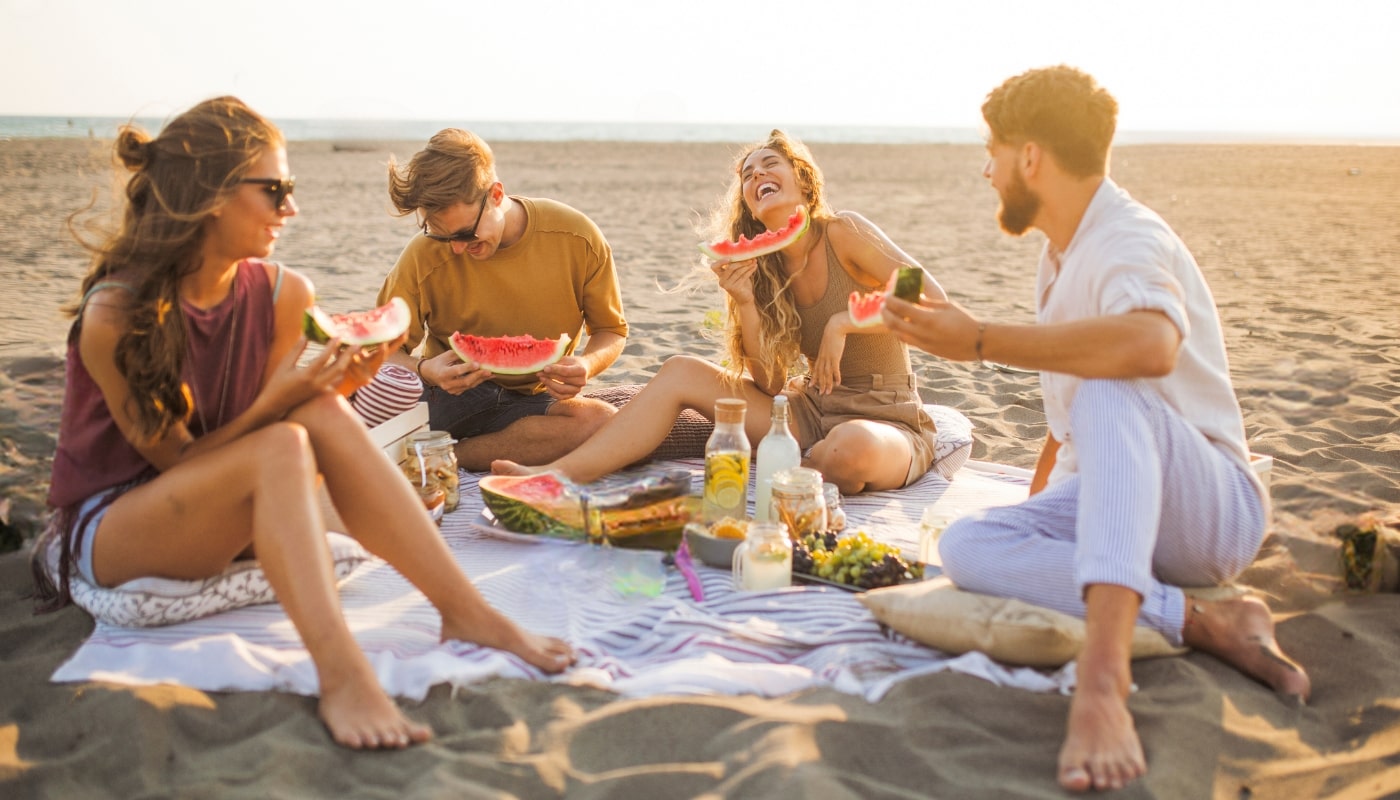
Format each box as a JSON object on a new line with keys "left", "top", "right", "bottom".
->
{"left": 939, "top": 380, "right": 1266, "bottom": 645}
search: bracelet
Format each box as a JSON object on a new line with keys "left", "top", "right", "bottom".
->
{"left": 974, "top": 322, "right": 988, "bottom": 369}
{"left": 415, "top": 358, "right": 427, "bottom": 384}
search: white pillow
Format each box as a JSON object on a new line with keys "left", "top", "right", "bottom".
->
{"left": 926, "top": 404, "right": 973, "bottom": 480}
{"left": 48, "top": 532, "right": 371, "bottom": 628}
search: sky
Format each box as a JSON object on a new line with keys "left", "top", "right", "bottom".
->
{"left": 3, "top": 0, "right": 1399, "bottom": 140}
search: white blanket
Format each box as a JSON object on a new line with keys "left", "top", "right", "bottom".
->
{"left": 52, "top": 459, "right": 1073, "bottom": 701}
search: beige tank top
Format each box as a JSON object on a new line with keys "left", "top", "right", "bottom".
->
{"left": 795, "top": 228, "right": 912, "bottom": 378}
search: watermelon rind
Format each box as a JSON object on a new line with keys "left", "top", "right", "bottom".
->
{"left": 848, "top": 290, "right": 884, "bottom": 328}
{"left": 449, "top": 332, "right": 572, "bottom": 375}
{"left": 302, "top": 297, "right": 410, "bottom": 346}
{"left": 699, "top": 205, "right": 810, "bottom": 261}
{"left": 891, "top": 266, "right": 923, "bottom": 302}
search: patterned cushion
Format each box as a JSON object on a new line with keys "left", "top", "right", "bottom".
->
{"left": 585, "top": 384, "right": 975, "bottom": 478}
{"left": 47, "top": 533, "right": 371, "bottom": 628}
{"left": 351, "top": 364, "right": 424, "bottom": 427}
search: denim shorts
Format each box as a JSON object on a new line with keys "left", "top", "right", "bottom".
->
{"left": 425, "top": 381, "right": 556, "bottom": 440}
{"left": 70, "top": 489, "right": 121, "bottom": 586}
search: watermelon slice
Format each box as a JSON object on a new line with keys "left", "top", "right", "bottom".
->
{"left": 449, "top": 332, "right": 571, "bottom": 375}
{"left": 848, "top": 290, "right": 884, "bottom": 328}
{"left": 303, "top": 297, "right": 410, "bottom": 346}
{"left": 480, "top": 472, "right": 586, "bottom": 536}
{"left": 699, "top": 205, "right": 810, "bottom": 261}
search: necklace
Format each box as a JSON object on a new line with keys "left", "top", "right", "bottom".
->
{"left": 188, "top": 287, "right": 240, "bottom": 435}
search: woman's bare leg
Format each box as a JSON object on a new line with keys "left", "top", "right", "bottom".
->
{"left": 289, "top": 393, "right": 575, "bottom": 673}
{"left": 806, "top": 420, "right": 914, "bottom": 494}
{"left": 93, "top": 422, "right": 429, "bottom": 749}
{"left": 492, "top": 355, "right": 773, "bottom": 482}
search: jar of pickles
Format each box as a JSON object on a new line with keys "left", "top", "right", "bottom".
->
{"left": 402, "top": 430, "right": 460, "bottom": 514}
{"left": 771, "top": 467, "right": 827, "bottom": 541}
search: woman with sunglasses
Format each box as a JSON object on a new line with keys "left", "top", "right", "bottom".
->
{"left": 494, "top": 130, "right": 945, "bottom": 494}
{"left": 34, "top": 97, "right": 575, "bottom": 750}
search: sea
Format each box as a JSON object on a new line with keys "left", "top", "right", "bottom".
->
{"left": 4, "top": 115, "right": 1388, "bottom": 146}
{"left": 0, "top": 115, "right": 982, "bottom": 145}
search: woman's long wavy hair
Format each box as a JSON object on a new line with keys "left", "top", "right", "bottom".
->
{"left": 67, "top": 96, "right": 283, "bottom": 441}
{"left": 704, "top": 129, "right": 834, "bottom": 386}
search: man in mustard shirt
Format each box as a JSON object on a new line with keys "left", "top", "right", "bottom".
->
{"left": 377, "top": 128, "right": 628, "bottom": 470}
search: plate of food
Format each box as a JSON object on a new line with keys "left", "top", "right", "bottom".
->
{"left": 468, "top": 509, "right": 585, "bottom": 545}
{"left": 791, "top": 529, "right": 936, "bottom": 591}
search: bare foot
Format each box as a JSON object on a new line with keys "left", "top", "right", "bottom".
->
{"left": 441, "top": 613, "right": 576, "bottom": 674}
{"left": 318, "top": 669, "right": 432, "bottom": 750}
{"left": 1183, "top": 594, "right": 1311, "bottom": 700}
{"left": 490, "top": 459, "right": 544, "bottom": 476}
{"left": 1058, "top": 687, "right": 1147, "bottom": 792}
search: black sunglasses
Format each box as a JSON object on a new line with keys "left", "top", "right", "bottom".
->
{"left": 422, "top": 190, "right": 492, "bottom": 243}
{"left": 239, "top": 176, "right": 296, "bottom": 210}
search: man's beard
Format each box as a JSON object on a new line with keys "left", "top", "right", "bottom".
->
{"left": 997, "top": 168, "right": 1040, "bottom": 236}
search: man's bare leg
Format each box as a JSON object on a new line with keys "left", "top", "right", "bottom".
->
{"left": 1182, "top": 593, "right": 1311, "bottom": 700}
{"left": 1058, "top": 584, "right": 1147, "bottom": 792}
{"left": 454, "top": 397, "right": 614, "bottom": 471}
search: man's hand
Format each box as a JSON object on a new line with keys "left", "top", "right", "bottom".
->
{"left": 419, "top": 350, "right": 492, "bottom": 395}
{"left": 880, "top": 294, "right": 982, "bottom": 362}
{"left": 538, "top": 355, "right": 588, "bottom": 400}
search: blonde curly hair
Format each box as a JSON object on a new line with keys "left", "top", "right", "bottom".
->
{"left": 702, "top": 129, "right": 835, "bottom": 387}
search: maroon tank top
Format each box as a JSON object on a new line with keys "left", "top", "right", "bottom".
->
{"left": 47, "top": 260, "right": 278, "bottom": 510}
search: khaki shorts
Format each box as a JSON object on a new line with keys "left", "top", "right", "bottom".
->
{"left": 782, "top": 373, "right": 938, "bottom": 487}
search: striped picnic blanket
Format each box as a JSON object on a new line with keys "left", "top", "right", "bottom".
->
{"left": 51, "top": 459, "right": 1072, "bottom": 700}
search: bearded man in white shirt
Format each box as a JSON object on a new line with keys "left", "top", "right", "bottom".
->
{"left": 882, "top": 65, "right": 1310, "bottom": 793}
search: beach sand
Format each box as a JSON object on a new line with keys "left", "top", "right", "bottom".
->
{"left": 1, "top": 136, "right": 1398, "bottom": 797}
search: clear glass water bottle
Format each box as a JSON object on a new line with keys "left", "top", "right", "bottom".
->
{"left": 703, "top": 398, "right": 751, "bottom": 523}
{"left": 754, "top": 396, "right": 801, "bottom": 522}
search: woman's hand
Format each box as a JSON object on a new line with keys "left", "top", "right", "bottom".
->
{"left": 711, "top": 258, "right": 758, "bottom": 306}
{"left": 262, "top": 336, "right": 356, "bottom": 415}
{"left": 812, "top": 315, "right": 849, "bottom": 394}
{"left": 335, "top": 331, "right": 408, "bottom": 396}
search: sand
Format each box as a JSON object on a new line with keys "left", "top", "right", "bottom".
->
{"left": 1, "top": 136, "right": 1398, "bottom": 797}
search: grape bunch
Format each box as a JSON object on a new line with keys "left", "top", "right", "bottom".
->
{"left": 792, "top": 529, "right": 923, "bottom": 590}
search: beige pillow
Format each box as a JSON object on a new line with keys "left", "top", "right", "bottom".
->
{"left": 857, "top": 576, "right": 1187, "bottom": 668}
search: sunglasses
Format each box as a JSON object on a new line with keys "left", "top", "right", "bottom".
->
{"left": 422, "top": 189, "right": 492, "bottom": 243}
{"left": 239, "top": 176, "right": 296, "bottom": 210}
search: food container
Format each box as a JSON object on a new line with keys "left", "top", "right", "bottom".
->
{"left": 402, "top": 430, "right": 459, "bottom": 512}
{"left": 683, "top": 522, "right": 744, "bottom": 569}
{"left": 771, "top": 467, "right": 827, "bottom": 541}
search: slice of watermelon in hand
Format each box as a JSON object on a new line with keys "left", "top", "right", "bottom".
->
{"left": 449, "top": 332, "right": 572, "bottom": 375}
{"left": 848, "top": 289, "right": 884, "bottom": 328}
{"left": 303, "top": 297, "right": 411, "bottom": 346}
{"left": 699, "top": 205, "right": 810, "bottom": 261}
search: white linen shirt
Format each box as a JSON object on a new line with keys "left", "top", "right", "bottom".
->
{"left": 1037, "top": 178, "right": 1253, "bottom": 486}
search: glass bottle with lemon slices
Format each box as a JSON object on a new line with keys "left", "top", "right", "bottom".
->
{"left": 703, "top": 398, "right": 751, "bottom": 523}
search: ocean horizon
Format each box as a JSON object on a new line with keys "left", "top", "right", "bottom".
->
{"left": 2, "top": 115, "right": 1396, "bottom": 147}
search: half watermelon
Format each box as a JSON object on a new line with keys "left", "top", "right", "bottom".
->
{"left": 303, "top": 297, "right": 411, "bottom": 346}
{"left": 699, "top": 205, "right": 810, "bottom": 261}
{"left": 449, "top": 332, "right": 571, "bottom": 375}
{"left": 848, "top": 290, "right": 884, "bottom": 328}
